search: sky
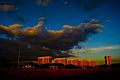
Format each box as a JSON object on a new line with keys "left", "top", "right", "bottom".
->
{"left": 0, "top": 0, "right": 120, "bottom": 65}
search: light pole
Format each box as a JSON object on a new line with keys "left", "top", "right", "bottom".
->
{"left": 18, "top": 47, "right": 20, "bottom": 68}
{"left": 17, "top": 43, "right": 30, "bottom": 68}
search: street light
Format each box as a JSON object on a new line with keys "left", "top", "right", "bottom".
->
{"left": 17, "top": 47, "right": 20, "bottom": 68}
{"left": 17, "top": 43, "right": 31, "bottom": 68}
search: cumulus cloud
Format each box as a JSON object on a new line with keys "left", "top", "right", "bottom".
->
{"left": 0, "top": 4, "right": 16, "bottom": 11}
{"left": 0, "top": 19, "right": 103, "bottom": 51}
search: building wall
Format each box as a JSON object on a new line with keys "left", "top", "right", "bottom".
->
{"left": 78, "top": 60, "right": 96, "bottom": 67}
{"left": 67, "top": 60, "right": 72, "bottom": 65}
{"left": 78, "top": 60, "right": 83, "bottom": 66}
{"left": 37, "top": 56, "right": 97, "bottom": 67}
{"left": 38, "top": 56, "right": 52, "bottom": 64}
{"left": 105, "top": 56, "right": 112, "bottom": 65}
{"left": 90, "top": 60, "right": 96, "bottom": 67}
{"left": 71, "top": 59, "right": 79, "bottom": 66}
{"left": 67, "top": 58, "right": 79, "bottom": 66}
{"left": 54, "top": 58, "right": 67, "bottom": 65}
{"left": 83, "top": 60, "right": 89, "bottom": 66}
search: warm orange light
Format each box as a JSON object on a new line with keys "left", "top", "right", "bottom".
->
{"left": 105, "top": 56, "right": 112, "bottom": 65}
{"left": 38, "top": 56, "right": 52, "bottom": 64}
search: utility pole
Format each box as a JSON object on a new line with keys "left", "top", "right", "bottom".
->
{"left": 18, "top": 47, "right": 20, "bottom": 68}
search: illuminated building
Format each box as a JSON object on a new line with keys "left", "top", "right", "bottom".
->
{"left": 67, "top": 60, "right": 72, "bottom": 65}
{"left": 83, "top": 60, "right": 88, "bottom": 66}
{"left": 78, "top": 60, "right": 83, "bottom": 66}
{"left": 90, "top": 60, "right": 96, "bottom": 67}
{"left": 37, "top": 56, "right": 97, "bottom": 67}
{"left": 67, "top": 58, "right": 79, "bottom": 66}
{"left": 71, "top": 59, "right": 79, "bottom": 66}
{"left": 82, "top": 60, "right": 96, "bottom": 67}
{"left": 87, "top": 60, "right": 96, "bottom": 67}
{"left": 54, "top": 58, "right": 67, "bottom": 65}
{"left": 104, "top": 56, "right": 112, "bottom": 65}
{"left": 67, "top": 59, "right": 96, "bottom": 67}
{"left": 38, "top": 56, "right": 52, "bottom": 64}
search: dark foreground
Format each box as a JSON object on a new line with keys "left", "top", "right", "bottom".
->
{"left": 0, "top": 68, "right": 120, "bottom": 80}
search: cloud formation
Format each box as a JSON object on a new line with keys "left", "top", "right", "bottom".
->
{"left": 87, "top": 46, "right": 120, "bottom": 51}
{"left": 72, "top": 45, "right": 120, "bottom": 54}
{"left": 36, "top": 0, "right": 50, "bottom": 6}
{"left": 0, "top": 4, "right": 16, "bottom": 11}
{"left": 0, "top": 19, "right": 103, "bottom": 51}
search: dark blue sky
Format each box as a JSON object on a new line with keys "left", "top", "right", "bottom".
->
{"left": 0, "top": 0, "right": 120, "bottom": 64}
{"left": 0, "top": 0, "right": 120, "bottom": 48}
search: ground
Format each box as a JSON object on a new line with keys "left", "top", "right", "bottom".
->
{"left": 0, "top": 68, "right": 120, "bottom": 80}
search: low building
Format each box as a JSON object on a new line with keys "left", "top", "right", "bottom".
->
{"left": 38, "top": 56, "right": 52, "bottom": 64}
{"left": 82, "top": 60, "right": 96, "bottom": 67}
{"left": 90, "top": 60, "right": 96, "bottom": 67}
{"left": 54, "top": 58, "right": 67, "bottom": 65}
{"left": 83, "top": 60, "right": 89, "bottom": 66}
{"left": 67, "top": 59, "right": 72, "bottom": 65}
{"left": 78, "top": 60, "right": 83, "bottom": 66}
{"left": 37, "top": 56, "right": 97, "bottom": 68}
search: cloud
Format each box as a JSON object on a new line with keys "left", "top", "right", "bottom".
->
{"left": 0, "top": 19, "right": 103, "bottom": 51}
{"left": 71, "top": 45, "right": 120, "bottom": 54}
{"left": 36, "top": 0, "right": 50, "bottom": 6}
{"left": 87, "top": 46, "right": 120, "bottom": 51}
{"left": 38, "top": 17, "right": 46, "bottom": 21}
{"left": 0, "top": 4, "right": 16, "bottom": 11}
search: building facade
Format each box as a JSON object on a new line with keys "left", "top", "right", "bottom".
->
{"left": 78, "top": 60, "right": 83, "bottom": 66}
{"left": 67, "top": 58, "right": 79, "bottom": 66}
{"left": 104, "top": 56, "right": 112, "bottom": 65}
{"left": 82, "top": 60, "right": 96, "bottom": 67}
{"left": 38, "top": 56, "right": 52, "bottom": 64}
{"left": 37, "top": 56, "right": 96, "bottom": 67}
{"left": 54, "top": 58, "right": 67, "bottom": 65}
